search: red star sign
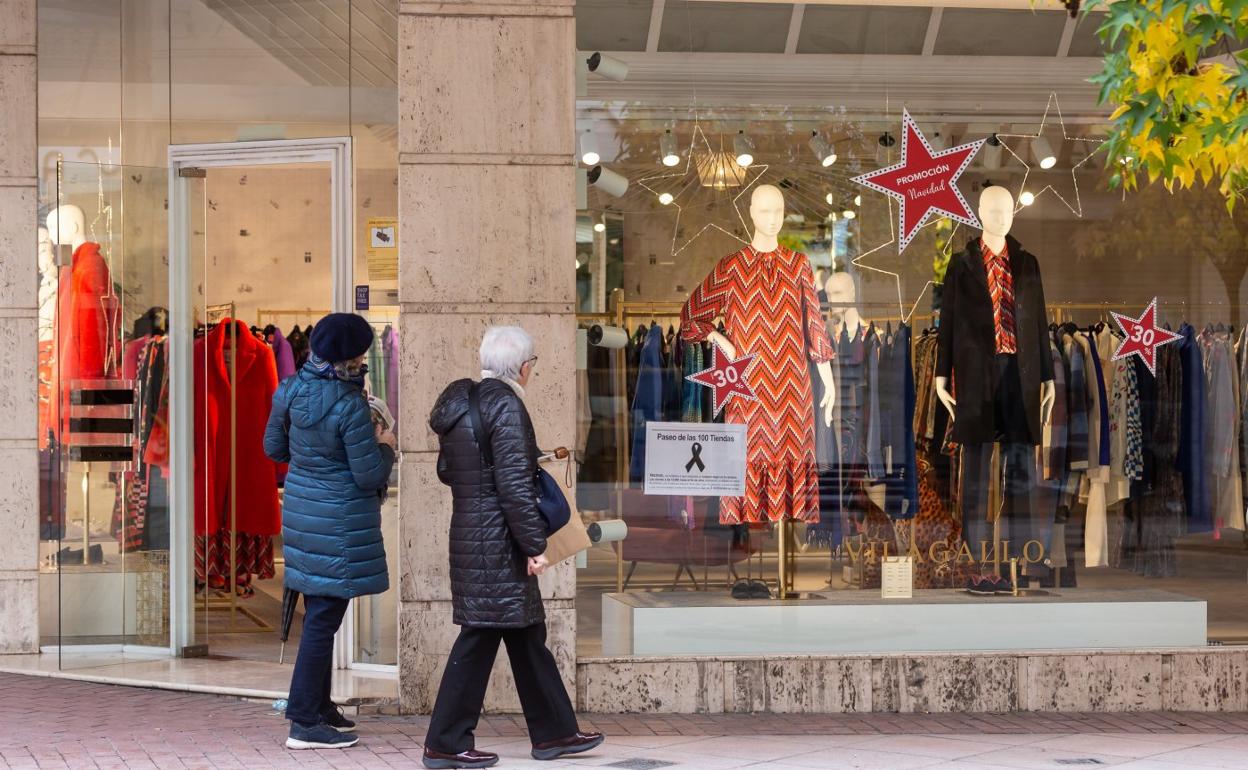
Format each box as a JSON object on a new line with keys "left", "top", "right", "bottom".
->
{"left": 686, "top": 342, "right": 758, "bottom": 417}
{"left": 1110, "top": 297, "right": 1182, "bottom": 376}
{"left": 851, "top": 110, "right": 984, "bottom": 253}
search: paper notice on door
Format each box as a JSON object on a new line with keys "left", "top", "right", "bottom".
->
{"left": 643, "top": 421, "right": 747, "bottom": 496}
{"left": 366, "top": 217, "right": 398, "bottom": 281}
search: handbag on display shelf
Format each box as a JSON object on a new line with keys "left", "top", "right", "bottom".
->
{"left": 538, "top": 448, "right": 592, "bottom": 566}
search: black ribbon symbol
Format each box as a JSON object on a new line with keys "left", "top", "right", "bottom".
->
{"left": 685, "top": 442, "right": 706, "bottom": 472}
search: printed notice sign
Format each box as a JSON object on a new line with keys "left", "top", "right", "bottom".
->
{"left": 366, "top": 217, "right": 398, "bottom": 282}
{"left": 644, "top": 421, "right": 747, "bottom": 497}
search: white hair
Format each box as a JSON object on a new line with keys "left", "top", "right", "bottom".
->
{"left": 479, "top": 326, "right": 534, "bottom": 382}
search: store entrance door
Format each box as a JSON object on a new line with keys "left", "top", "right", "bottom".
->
{"left": 168, "top": 139, "right": 354, "bottom": 664}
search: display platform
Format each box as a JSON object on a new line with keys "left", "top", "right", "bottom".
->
{"left": 602, "top": 589, "right": 1207, "bottom": 656}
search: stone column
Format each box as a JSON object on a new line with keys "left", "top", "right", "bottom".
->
{"left": 396, "top": 1, "right": 576, "bottom": 712}
{"left": 0, "top": 0, "right": 39, "bottom": 654}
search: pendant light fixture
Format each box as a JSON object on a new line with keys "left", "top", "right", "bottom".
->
{"left": 579, "top": 130, "right": 600, "bottom": 166}
{"left": 809, "top": 131, "right": 836, "bottom": 167}
{"left": 588, "top": 165, "right": 629, "bottom": 197}
{"left": 660, "top": 130, "right": 681, "bottom": 167}
{"left": 1032, "top": 136, "right": 1057, "bottom": 169}
{"left": 733, "top": 131, "right": 755, "bottom": 168}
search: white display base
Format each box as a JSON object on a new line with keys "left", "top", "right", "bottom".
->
{"left": 602, "top": 589, "right": 1207, "bottom": 656}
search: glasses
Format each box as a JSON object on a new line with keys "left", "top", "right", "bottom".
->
{"left": 525, "top": 355, "right": 539, "bottom": 367}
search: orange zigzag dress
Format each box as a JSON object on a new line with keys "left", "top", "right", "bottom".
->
{"left": 681, "top": 245, "right": 835, "bottom": 524}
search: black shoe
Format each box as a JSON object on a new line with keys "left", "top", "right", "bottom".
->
{"left": 748, "top": 580, "right": 772, "bottom": 599}
{"left": 531, "top": 732, "right": 605, "bottom": 761}
{"left": 966, "top": 575, "right": 996, "bottom": 595}
{"left": 286, "top": 721, "right": 359, "bottom": 750}
{"left": 730, "top": 579, "right": 752, "bottom": 599}
{"left": 322, "top": 705, "right": 356, "bottom": 733}
{"left": 421, "top": 747, "right": 499, "bottom": 769}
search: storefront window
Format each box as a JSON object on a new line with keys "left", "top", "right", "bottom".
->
{"left": 573, "top": 4, "right": 1245, "bottom": 659}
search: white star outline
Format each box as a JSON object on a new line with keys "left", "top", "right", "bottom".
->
{"left": 994, "top": 92, "right": 1107, "bottom": 217}
{"left": 636, "top": 121, "right": 771, "bottom": 258}
{"left": 850, "top": 109, "right": 984, "bottom": 254}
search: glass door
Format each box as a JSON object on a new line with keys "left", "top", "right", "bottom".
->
{"left": 48, "top": 161, "right": 172, "bottom": 667}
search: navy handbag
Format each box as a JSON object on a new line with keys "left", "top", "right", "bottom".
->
{"left": 468, "top": 382, "right": 571, "bottom": 535}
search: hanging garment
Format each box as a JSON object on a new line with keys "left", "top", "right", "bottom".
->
{"left": 1080, "top": 331, "right": 1110, "bottom": 568}
{"left": 367, "top": 327, "right": 387, "bottom": 401}
{"left": 682, "top": 246, "right": 834, "bottom": 524}
{"left": 383, "top": 325, "right": 400, "bottom": 431}
{"left": 1201, "top": 329, "right": 1244, "bottom": 533}
{"left": 1128, "top": 347, "right": 1185, "bottom": 577}
{"left": 680, "top": 339, "right": 705, "bottom": 422}
{"left": 1177, "top": 324, "right": 1209, "bottom": 532}
{"left": 267, "top": 325, "right": 297, "bottom": 382}
{"left": 287, "top": 326, "right": 311, "bottom": 370}
{"left": 193, "top": 319, "right": 282, "bottom": 539}
{"left": 629, "top": 325, "right": 665, "bottom": 482}
{"left": 58, "top": 242, "right": 121, "bottom": 385}
{"left": 880, "top": 325, "right": 918, "bottom": 519}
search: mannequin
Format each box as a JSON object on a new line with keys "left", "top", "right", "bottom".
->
{"left": 935, "top": 187, "right": 1055, "bottom": 424}
{"left": 705, "top": 186, "right": 836, "bottom": 426}
{"left": 935, "top": 185, "right": 1054, "bottom": 574}
{"left": 682, "top": 184, "right": 837, "bottom": 525}
{"left": 37, "top": 227, "right": 56, "bottom": 343}
{"left": 46, "top": 204, "right": 87, "bottom": 251}
{"left": 825, "top": 272, "right": 865, "bottom": 338}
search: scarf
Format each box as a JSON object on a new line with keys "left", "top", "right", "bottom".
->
{"left": 481, "top": 369, "right": 525, "bottom": 398}
{"left": 309, "top": 352, "right": 369, "bottom": 387}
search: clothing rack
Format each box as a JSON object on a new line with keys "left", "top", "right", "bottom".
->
{"left": 202, "top": 301, "right": 271, "bottom": 633}
{"left": 255, "top": 308, "right": 330, "bottom": 329}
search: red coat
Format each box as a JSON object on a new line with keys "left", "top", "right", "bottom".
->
{"left": 194, "top": 320, "right": 281, "bottom": 536}
{"left": 58, "top": 242, "right": 120, "bottom": 384}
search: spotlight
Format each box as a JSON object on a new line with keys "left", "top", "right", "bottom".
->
{"left": 879, "top": 132, "right": 896, "bottom": 148}
{"left": 1032, "top": 136, "right": 1057, "bottom": 169}
{"left": 1019, "top": 191, "right": 1036, "bottom": 206}
{"left": 588, "top": 165, "right": 629, "bottom": 197}
{"left": 587, "top": 52, "right": 629, "bottom": 82}
{"left": 929, "top": 132, "right": 945, "bottom": 151}
{"left": 660, "top": 130, "right": 680, "bottom": 167}
{"left": 853, "top": 194, "right": 862, "bottom": 207}
{"left": 981, "top": 140, "right": 1002, "bottom": 171}
{"left": 733, "top": 131, "right": 755, "bottom": 168}
{"left": 593, "top": 221, "right": 606, "bottom": 233}
{"left": 658, "top": 192, "right": 674, "bottom": 206}
{"left": 579, "top": 130, "right": 599, "bottom": 166}
{"left": 842, "top": 209, "right": 856, "bottom": 220}
{"left": 825, "top": 192, "right": 835, "bottom": 205}
{"left": 987, "top": 133, "right": 1002, "bottom": 147}
{"left": 809, "top": 132, "right": 836, "bottom": 167}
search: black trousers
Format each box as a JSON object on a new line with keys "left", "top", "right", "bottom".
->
{"left": 426, "top": 622, "right": 578, "bottom": 753}
{"left": 285, "top": 594, "right": 350, "bottom": 726}
{"left": 960, "top": 354, "right": 1038, "bottom": 571}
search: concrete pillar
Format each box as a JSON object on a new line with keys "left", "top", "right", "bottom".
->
{"left": 0, "top": 0, "right": 40, "bottom": 654}
{"left": 395, "top": 1, "right": 577, "bottom": 712}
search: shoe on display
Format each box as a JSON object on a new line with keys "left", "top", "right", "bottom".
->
{"left": 322, "top": 705, "right": 356, "bottom": 733}
{"left": 531, "top": 731, "right": 605, "bottom": 761}
{"left": 421, "top": 747, "right": 499, "bottom": 769}
{"left": 730, "top": 579, "right": 753, "bottom": 600}
{"left": 965, "top": 575, "right": 996, "bottom": 596}
{"left": 286, "top": 721, "right": 360, "bottom": 750}
{"left": 748, "top": 580, "right": 772, "bottom": 599}
{"left": 991, "top": 575, "right": 1015, "bottom": 595}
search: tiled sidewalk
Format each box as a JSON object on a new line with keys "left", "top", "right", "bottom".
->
{"left": 1, "top": 673, "right": 1247, "bottom": 769}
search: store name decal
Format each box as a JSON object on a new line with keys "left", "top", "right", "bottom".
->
{"left": 844, "top": 537, "right": 1047, "bottom": 566}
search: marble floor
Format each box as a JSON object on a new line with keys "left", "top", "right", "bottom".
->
{"left": 0, "top": 651, "right": 397, "bottom": 703}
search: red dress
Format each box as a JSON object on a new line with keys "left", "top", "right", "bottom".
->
{"left": 682, "top": 246, "right": 835, "bottom": 523}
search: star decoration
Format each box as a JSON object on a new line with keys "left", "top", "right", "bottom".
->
{"left": 686, "top": 342, "right": 759, "bottom": 417}
{"left": 851, "top": 110, "right": 984, "bottom": 253}
{"left": 637, "top": 122, "right": 770, "bottom": 257}
{"left": 994, "top": 92, "right": 1106, "bottom": 217}
{"left": 1110, "top": 297, "right": 1182, "bottom": 376}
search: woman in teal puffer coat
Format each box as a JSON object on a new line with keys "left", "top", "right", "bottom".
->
{"left": 263, "top": 313, "right": 396, "bottom": 751}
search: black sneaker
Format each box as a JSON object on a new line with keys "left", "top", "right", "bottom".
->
{"left": 322, "top": 706, "right": 356, "bottom": 733}
{"left": 286, "top": 721, "right": 359, "bottom": 750}
{"left": 965, "top": 575, "right": 996, "bottom": 596}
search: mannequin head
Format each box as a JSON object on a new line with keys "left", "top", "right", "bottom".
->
{"left": 749, "top": 185, "right": 786, "bottom": 246}
{"left": 978, "top": 186, "right": 1015, "bottom": 242}
{"left": 46, "top": 204, "right": 86, "bottom": 250}
{"left": 824, "top": 272, "right": 857, "bottom": 306}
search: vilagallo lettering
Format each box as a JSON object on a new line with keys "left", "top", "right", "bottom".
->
{"left": 844, "top": 538, "right": 1046, "bottom": 565}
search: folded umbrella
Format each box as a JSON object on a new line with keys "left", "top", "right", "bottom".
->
{"left": 279, "top": 587, "right": 301, "bottom": 664}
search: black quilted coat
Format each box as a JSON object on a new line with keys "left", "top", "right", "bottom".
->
{"left": 429, "top": 378, "right": 547, "bottom": 628}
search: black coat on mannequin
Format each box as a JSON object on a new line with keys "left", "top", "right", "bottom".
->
{"left": 936, "top": 236, "right": 1053, "bottom": 446}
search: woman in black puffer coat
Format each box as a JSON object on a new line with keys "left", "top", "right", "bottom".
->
{"left": 422, "top": 326, "right": 602, "bottom": 770}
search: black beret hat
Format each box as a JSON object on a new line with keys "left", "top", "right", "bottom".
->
{"left": 310, "top": 313, "right": 375, "bottom": 363}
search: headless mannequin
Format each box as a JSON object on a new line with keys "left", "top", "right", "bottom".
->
{"left": 37, "top": 227, "right": 56, "bottom": 343}
{"left": 934, "top": 187, "right": 1055, "bottom": 424}
{"left": 824, "top": 272, "right": 864, "bottom": 338}
{"left": 46, "top": 204, "right": 87, "bottom": 252}
{"left": 708, "top": 185, "right": 837, "bottom": 426}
